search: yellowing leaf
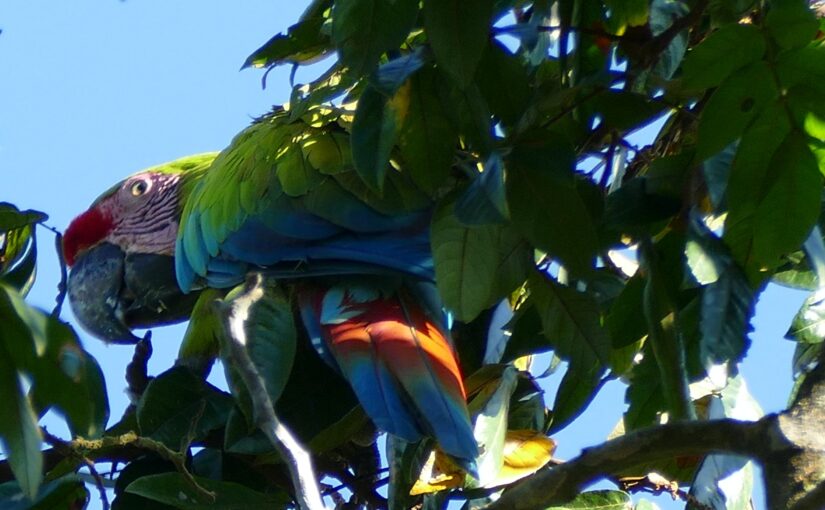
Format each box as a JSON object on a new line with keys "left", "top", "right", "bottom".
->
{"left": 494, "top": 430, "right": 556, "bottom": 486}
{"left": 410, "top": 449, "right": 464, "bottom": 496}
{"left": 513, "top": 355, "right": 533, "bottom": 372}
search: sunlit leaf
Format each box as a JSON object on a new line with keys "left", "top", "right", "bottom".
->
{"left": 546, "top": 489, "right": 632, "bottom": 509}
{"left": 494, "top": 430, "right": 556, "bottom": 486}
{"left": 331, "top": 0, "right": 418, "bottom": 76}
{"left": 682, "top": 24, "right": 765, "bottom": 90}
{"left": 697, "top": 61, "right": 778, "bottom": 160}
{"left": 242, "top": 16, "right": 331, "bottom": 69}
{"left": 410, "top": 449, "right": 464, "bottom": 496}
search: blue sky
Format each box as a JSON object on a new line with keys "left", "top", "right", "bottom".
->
{"left": 0, "top": 2, "right": 809, "bottom": 509}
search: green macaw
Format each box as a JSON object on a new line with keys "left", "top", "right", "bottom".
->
{"left": 63, "top": 106, "right": 478, "bottom": 469}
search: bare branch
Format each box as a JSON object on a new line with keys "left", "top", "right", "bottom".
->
{"left": 214, "top": 273, "right": 326, "bottom": 510}
{"left": 484, "top": 418, "right": 766, "bottom": 510}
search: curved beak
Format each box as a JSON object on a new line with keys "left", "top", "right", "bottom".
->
{"left": 68, "top": 243, "right": 201, "bottom": 344}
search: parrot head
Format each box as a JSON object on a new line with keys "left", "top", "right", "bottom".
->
{"left": 63, "top": 154, "right": 216, "bottom": 343}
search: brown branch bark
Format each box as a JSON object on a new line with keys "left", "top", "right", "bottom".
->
{"left": 484, "top": 344, "right": 825, "bottom": 510}
{"left": 484, "top": 418, "right": 766, "bottom": 510}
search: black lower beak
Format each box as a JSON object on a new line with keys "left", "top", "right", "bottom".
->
{"left": 68, "top": 243, "right": 200, "bottom": 344}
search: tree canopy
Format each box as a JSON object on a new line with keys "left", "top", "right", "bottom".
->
{"left": 3, "top": 0, "right": 825, "bottom": 509}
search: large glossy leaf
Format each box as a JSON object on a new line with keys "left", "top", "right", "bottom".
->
{"left": 398, "top": 66, "right": 457, "bottom": 194}
{"left": 528, "top": 271, "right": 609, "bottom": 431}
{"left": 682, "top": 24, "right": 765, "bottom": 90}
{"left": 507, "top": 140, "right": 599, "bottom": 276}
{"left": 0, "top": 335, "right": 42, "bottom": 500}
{"left": 696, "top": 61, "right": 778, "bottom": 160}
{"left": 0, "top": 203, "right": 46, "bottom": 295}
{"left": 475, "top": 41, "right": 531, "bottom": 127}
{"left": 432, "top": 200, "right": 529, "bottom": 322}
{"left": 455, "top": 152, "right": 508, "bottom": 225}
{"left": 137, "top": 367, "right": 233, "bottom": 449}
{"left": 331, "top": 0, "right": 418, "bottom": 76}
{"left": 0, "top": 282, "right": 108, "bottom": 442}
{"left": 765, "top": 0, "right": 818, "bottom": 50}
{"left": 546, "top": 489, "right": 632, "bottom": 509}
{"left": 242, "top": 16, "right": 331, "bottom": 69}
{"left": 422, "top": 0, "right": 494, "bottom": 88}
{"left": 0, "top": 475, "right": 87, "bottom": 510}
{"left": 126, "top": 473, "right": 288, "bottom": 509}
{"left": 686, "top": 218, "right": 755, "bottom": 373}
{"left": 351, "top": 83, "right": 407, "bottom": 192}
{"left": 219, "top": 281, "right": 296, "bottom": 417}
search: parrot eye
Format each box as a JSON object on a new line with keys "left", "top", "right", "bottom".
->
{"left": 130, "top": 180, "right": 150, "bottom": 197}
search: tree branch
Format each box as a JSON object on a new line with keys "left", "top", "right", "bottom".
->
{"left": 215, "top": 273, "right": 326, "bottom": 510}
{"left": 484, "top": 418, "right": 766, "bottom": 510}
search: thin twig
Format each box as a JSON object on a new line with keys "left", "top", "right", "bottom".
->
{"left": 42, "top": 429, "right": 110, "bottom": 510}
{"left": 42, "top": 224, "right": 68, "bottom": 317}
{"left": 214, "top": 273, "right": 326, "bottom": 510}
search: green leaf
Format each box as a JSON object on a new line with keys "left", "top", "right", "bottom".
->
{"left": 126, "top": 473, "right": 288, "bottom": 509}
{"left": 682, "top": 24, "right": 766, "bottom": 90}
{"left": 624, "top": 344, "right": 665, "bottom": 430}
{"left": 606, "top": 275, "right": 647, "bottom": 349}
{"left": 331, "top": 0, "right": 418, "bottom": 76}
{"left": 605, "top": 0, "right": 649, "bottom": 28}
{"left": 605, "top": 152, "right": 694, "bottom": 235}
{"left": 702, "top": 141, "right": 738, "bottom": 211}
{"left": 475, "top": 40, "right": 531, "bottom": 127}
{"left": 528, "top": 271, "right": 609, "bottom": 431}
{"left": 0, "top": 203, "right": 44, "bottom": 293}
{"left": 724, "top": 105, "right": 822, "bottom": 278}
{"left": 787, "top": 287, "right": 825, "bottom": 344}
{"left": 751, "top": 137, "right": 822, "bottom": 271}
{"left": 0, "top": 284, "right": 108, "bottom": 439}
{"left": 137, "top": 367, "right": 233, "bottom": 449}
{"left": 0, "top": 203, "right": 48, "bottom": 231}
{"left": 697, "top": 61, "right": 778, "bottom": 160}
{"left": 220, "top": 281, "right": 297, "bottom": 414}
{"left": 242, "top": 16, "right": 331, "bottom": 69}
{"left": 507, "top": 140, "right": 599, "bottom": 275}
{"left": 422, "top": 0, "right": 494, "bottom": 88}
{"left": 546, "top": 489, "right": 632, "bottom": 509}
{"left": 432, "top": 200, "right": 528, "bottom": 322}
{"left": 438, "top": 78, "right": 494, "bottom": 153}
{"left": 29, "top": 317, "right": 109, "bottom": 438}
{"left": 455, "top": 152, "right": 508, "bottom": 225}
{"left": 650, "top": 0, "right": 690, "bottom": 80}
{"left": 590, "top": 91, "right": 667, "bottom": 131}
{"left": 398, "top": 66, "right": 458, "bottom": 194}
{"left": 688, "top": 218, "right": 755, "bottom": 372}
{"left": 529, "top": 271, "right": 611, "bottom": 365}
{"left": 351, "top": 84, "right": 402, "bottom": 192}
{"left": 0, "top": 308, "right": 42, "bottom": 499}
{"left": 0, "top": 475, "right": 87, "bottom": 510}
{"left": 766, "top": 0, "right": 818, "bottom": 50}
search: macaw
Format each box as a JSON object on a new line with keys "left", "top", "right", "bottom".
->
{"left": 63, "top": 106, "right": 478, "bottom": 469}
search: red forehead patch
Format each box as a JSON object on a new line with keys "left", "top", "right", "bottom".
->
{"left": 63, "top": 208, "right": 114, "bottom": 266}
